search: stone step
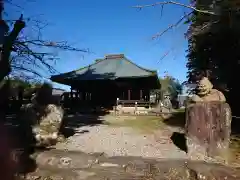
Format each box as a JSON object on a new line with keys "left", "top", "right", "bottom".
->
{"left": 27, "top": 149, "right": 240, "bottom": 180}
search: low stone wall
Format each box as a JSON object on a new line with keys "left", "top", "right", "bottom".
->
{"left": 23, "top": 149, "right": 240, "bottom": 180}
{"left": 115, "top": 106, "right": 151, "bottom": 115}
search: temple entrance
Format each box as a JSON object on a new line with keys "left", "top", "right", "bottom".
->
{"left": 51, "top": 54, "right": 160, "bottom": 111}
{"left": 93, "top": 83, "right": 118, "bottom": 108}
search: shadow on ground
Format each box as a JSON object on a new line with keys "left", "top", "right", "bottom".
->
{"left": 59, "top": 110, "right": 110, "bottom": 138}
{"left": 170, "top": 132, "right": 188, "bottom": 153}
{"left": 3, "top": 108, "right": 110, "bottom": 178}
{"left": 231, "top": 117, "right": 240, "bottom": 135}
{"left": 163, "top": 111, "right": 186, "bottom": 128}
{"left": 3, "top": 113, "right": 38, "bottom": 177}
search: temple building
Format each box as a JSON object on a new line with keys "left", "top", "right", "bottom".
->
{"left": 50, "top": 54, "right": 160, "bottom": 109}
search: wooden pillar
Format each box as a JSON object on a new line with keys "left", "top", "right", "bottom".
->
{"left": 86, "top": 92, "right": 89, "bottom": 101}
{"left": 128, "top": 89, "right": 131, "bottom": 100}
{"left": 76, "top": 89, "right": 79, "bottom": 99}
{"left": 146, "top": 89, "right": 150, "bottom": 101}
{"left": 70, "top": 87, "right": 73, "bottom": 100}
{"left": 82, "top": 91, "right": 85, "bottom": 101}
{"left": 79, "top": 91, "right": 81, "bottom": 100}
{"left": 79, "top": 91, "right": 82, "bottom": 106}
{"left": 140, "top": 90, "right": 143, "bottom": 100}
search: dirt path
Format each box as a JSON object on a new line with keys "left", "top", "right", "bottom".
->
{"left": 24, "top": 114, "right": 240, "bottom": 179}
{"left": 56, "top": 116, "right": 187, "bottom": 159}
{"left": 55, "top": 114, "right": 240, "bottom": 164}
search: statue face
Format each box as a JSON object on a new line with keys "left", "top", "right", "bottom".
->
{"left": 197, "top": 77, "right": 213, "bottom": 96}
{"left": 197, "top": 83, "right": 209, "bottom": 95}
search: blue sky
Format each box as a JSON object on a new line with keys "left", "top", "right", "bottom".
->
{"left": 7, "top": 0, "right": 189, "bottom": 90}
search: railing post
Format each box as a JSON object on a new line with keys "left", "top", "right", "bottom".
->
{"left": 115, "top": 97, "right": 119, "bottom": 116}
{"left": 135, "top": 101, "right": 138, "bottom": 115}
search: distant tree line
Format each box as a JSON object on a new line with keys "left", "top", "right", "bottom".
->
{"left": 3, "top": 77, "right": 43, "bottom": 100}
{"left": 151, "top": 75, "right": 183, "bottom": 108}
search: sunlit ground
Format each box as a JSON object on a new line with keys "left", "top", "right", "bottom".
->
{"left": 104, "top": 110, "right": 240, "bottom": 165}
{"left": 104, "top": 115, "right": 165, "bottom": 133}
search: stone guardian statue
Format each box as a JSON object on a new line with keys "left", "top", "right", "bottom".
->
{"left": 21, "top": 83, "right": 64, "bottom": 147}
{"left": 191, "top": 77, "right": 226, "bottom": 102}
{"left": 186, "top": 77, "right": 231, "bottom": 163}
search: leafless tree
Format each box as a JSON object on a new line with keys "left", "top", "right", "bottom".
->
{"left": 132, "top": 1, "right": 227, "bottom": 39}
{"left": 0, "top": 0, "right": 88, "bottom": 122}
{"left": 3, "top": 0, "right": 89, "bottom": 80}
{"left": 132, "top": 1, "right": 238, "bottom": 61}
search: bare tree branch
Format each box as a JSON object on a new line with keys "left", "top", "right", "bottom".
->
{"left": 2, "top": 0, "right": 89, "bottom": 81}
{"left": 133, "top": 1, "right": 216, "bottom": 15}
{"left": 11, "top": 65, "right": 43, "bottom": 77}
{"left": 152, "top": 12, "right": 192, "bottom": 40}
{"left": 5, "top": 0, "right": 23, "bottom": 10}
{"left": 159, "top": 48, "right": 175, "bottom": 61}
{"left": 23, "top": 40, "right": 89, "bottom": 52}
{"left": 11, "top": 35, "right": 90, "bottom": 78}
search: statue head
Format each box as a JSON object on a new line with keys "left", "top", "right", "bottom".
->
{"left": 197, "top": 77, "right": 213, "bottom": 96}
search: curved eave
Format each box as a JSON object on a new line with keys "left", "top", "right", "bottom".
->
{"left": 50, "top": 55, "right": 160, "bottom": 88}
{"left": 51, "top": 73, "right": 160, "bottom": 88}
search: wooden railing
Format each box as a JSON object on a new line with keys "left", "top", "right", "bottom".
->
{"left": 117, "top": 100, "right": 154, "bottom": 107}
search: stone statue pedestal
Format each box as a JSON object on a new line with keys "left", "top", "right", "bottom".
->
{"left": 186, "top": 102, "right": 232, "bottom": 162}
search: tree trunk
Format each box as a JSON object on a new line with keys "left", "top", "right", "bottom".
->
{"left": 0, "top": 13, "right": 25, "bottom": 122}
{"left": 186, "top": 102, "right": 232, "bottom": 162}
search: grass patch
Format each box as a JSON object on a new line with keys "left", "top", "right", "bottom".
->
{"left": 104, "top": 116, "right": 164, "bottom": 133}
{"left": 174, "top": 108, "right": 186, "bottom": 113}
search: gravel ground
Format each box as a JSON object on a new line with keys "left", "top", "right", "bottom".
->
{"left": 55, "top": 116, "right": 187, "bottom": 159}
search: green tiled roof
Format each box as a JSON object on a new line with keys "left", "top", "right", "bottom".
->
{"left": 51, "top": 54, "right": 158, "bottom": 82}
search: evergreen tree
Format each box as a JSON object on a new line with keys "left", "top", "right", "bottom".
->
{"left": 186, "top": 0, "right": 240, "bottom": 117}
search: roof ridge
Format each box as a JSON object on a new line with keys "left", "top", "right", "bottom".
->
{"left": 51, "top": 55, "right": 158, "bottom": 78}
{"left": 122, "top": 57, "right": 158, "bottom": 74}
{"left": 71, "top": 58, "right": 105, "bottom": 74}
{"left": 105, "top": 54, "right": 125, "bottom": 59}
